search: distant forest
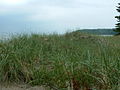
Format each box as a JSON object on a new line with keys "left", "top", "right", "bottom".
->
{"left": 77, "top": 29, "right": 118, "bottom": 35}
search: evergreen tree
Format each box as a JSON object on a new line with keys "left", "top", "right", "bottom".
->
{"left": 115, "top": 3, "right": 120, "bottom": 32}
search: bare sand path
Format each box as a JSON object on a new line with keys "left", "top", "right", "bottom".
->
{"left": 0, "top": 84, "right": 49, "bottom": 90}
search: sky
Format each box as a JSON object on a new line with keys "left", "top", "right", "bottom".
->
{"left": 0, "top": 0, "right": 119, "bottom": 34}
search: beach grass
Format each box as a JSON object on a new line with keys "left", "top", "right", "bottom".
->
{"left": 0, "top": 32, "right": 120, "bottom": 90}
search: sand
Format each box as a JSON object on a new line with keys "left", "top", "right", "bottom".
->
{"left": 0, "top": 84, "right": 49, "bottom": 90}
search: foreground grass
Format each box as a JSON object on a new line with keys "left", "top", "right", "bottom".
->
{"left": 0, "top": 32, "right": 120, "bottom": 90}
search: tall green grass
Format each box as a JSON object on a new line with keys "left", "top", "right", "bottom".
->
{"left": 0, "top": 32, "right": 120, "bottom": 90}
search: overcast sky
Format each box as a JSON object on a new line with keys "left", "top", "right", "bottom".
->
{"left": 0, "top": 0, "right": 119, "bottom": 34}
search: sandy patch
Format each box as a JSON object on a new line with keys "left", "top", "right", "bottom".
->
{"left": 0, "top": 84, "right": 49, "bottom": 90}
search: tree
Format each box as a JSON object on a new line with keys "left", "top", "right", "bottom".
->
{"left": 115, "top": 3, "right": 120, "bottom": 33}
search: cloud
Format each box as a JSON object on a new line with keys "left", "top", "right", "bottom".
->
{"left": 0, "top": 0, "right": 119, "bottom": 33}
{"left": 25, "top": 1, "right": 116, "bottom": 22}
{"left": 0, "top": 0, "right": 28, "bottom": 6}
{"left": 0, "top": 0, "right": 21, "bottom": 5}
{"left": 30, "top": 0, "right": 116, "bottom": 8}
{"left": 0, "top": 0, "right": 31, "bottom": 14}
{"left": 0, "top": 0, "right": 116, "bottom": 14}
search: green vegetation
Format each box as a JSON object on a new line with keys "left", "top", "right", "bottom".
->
{"left": 77, "top": 29, "right": 118, "bottom": 35}
{"left": 115, "top": 3, "right": 120, "bottom": 33}
{"left": 0, "top": 32, "right": 120, "bottom": 90}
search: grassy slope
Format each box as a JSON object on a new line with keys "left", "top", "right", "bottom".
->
{"left": 0, "top": 32, "right": 120, "bottom": 90}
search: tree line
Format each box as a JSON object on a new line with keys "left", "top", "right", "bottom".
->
{"left": 115, "top": 3, "right": 120, "bottom": 34}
